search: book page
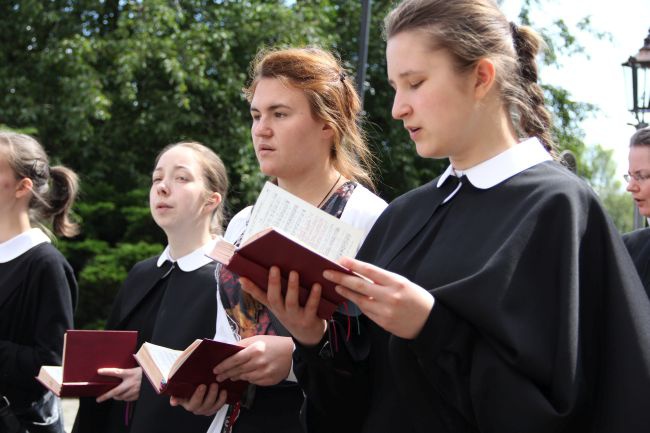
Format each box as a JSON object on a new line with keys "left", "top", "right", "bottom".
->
{"left": 42, "top": 366, "right": 63, "bottom": 385}
{"left": 242, "top": 182, "right": 363, "bottom": 260}
{"left": 145, "top": 343, "right": 182, "bottom": 382}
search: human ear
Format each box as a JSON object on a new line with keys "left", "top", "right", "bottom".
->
{"left": 15, "top": 177, "right": 33, "bottom": 199}
{"left": 473, "top": 58, "right": 496, "bottom": 100}
{"left": 205, "top": 192, "right": 222, "bottom": 209}
{"left": 321, "top": 122, "right": 335, "bottom": 140}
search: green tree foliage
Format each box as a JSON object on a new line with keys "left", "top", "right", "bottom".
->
{"left": 0, "top": 0, "right": 631, "bottom": 327}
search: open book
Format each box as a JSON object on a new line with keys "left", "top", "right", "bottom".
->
{"left": 209, "top": 182, "right": 367, "bottom": 319}
{"left": 134, "top": 339, "right": 247, "bottom": 404}
{"left": 36, "top": 330, "right": 138, "bottom": 397}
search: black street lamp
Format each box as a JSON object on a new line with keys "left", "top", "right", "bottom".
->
{"left": 622, "top": 28, "right": 650, "bottom": 130}
{"left": 356, "top": 0, "right": 372, "bottom": 110}
{"left": 623, "top": 28, "right": 650, "bottom": 229}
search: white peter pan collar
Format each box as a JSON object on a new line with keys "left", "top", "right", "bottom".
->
{"left": 437, "top": 137, "right": 552, "bottom": 189}
{"left": 156, "top": 237, "right": 220, "bottom": 272}
{"left": 0, "top": 228, "right": 51, "bottom": 263}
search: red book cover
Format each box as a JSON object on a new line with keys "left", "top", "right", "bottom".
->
{"left": 210, "top": 228, "right": 359, "bottom": 319}
{"left": 136, "top": 339, "right": 248, "bottom": 405}
{"left": 36, "top": 330, "right": 138, "bottom": 397}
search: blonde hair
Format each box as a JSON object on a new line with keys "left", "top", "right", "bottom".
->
{"left": 0, "top": 131, "right": 79, "bottom": 238}
{"left": 244, "top": 47, "right": 377, "bottom": 189}
{"left": 155, "top": 141, "right": 228, "bottom": 235}
{"left": 385, "top": 0, "right": 556, "bottom": 154}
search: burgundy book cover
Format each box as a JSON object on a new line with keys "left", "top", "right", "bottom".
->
{"left": 62, "top": 330, "right": 138, "bottom": 384}
{"left": 224, "top": 229, "right": 354, "bottom": 319}
{"left": 36, "top": 330, "right": 138, "bottom": 397}
{"left": 158, "top": 339, "right": 248, "bottom": 405}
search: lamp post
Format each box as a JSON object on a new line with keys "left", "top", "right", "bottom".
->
{"left": 356, "top": 0, "right": 372, "bottom": 110}
{"left": 622, "top": 28, "right": 650, "bottom": 230}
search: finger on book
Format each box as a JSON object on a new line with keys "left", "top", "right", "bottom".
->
{"left": 213, "top": 347, "right": 248, "bottom": 377}
{"left": 338, "top": 256, "right": 386, "bottom": 284}
{"left": 283, "top": 270, "right": 302, "bottom": 309}
{"left": 97, "top": 367, "right": 124, "bottom": 377}
{"left": 96, "top": 385, "right": 121, "bottom": 403}
{"left": 265, "top": 266, "right": 285, "bottom": 309}
{"left": 201, "top": 383, "right": 225, "bottom": 416}
{"left": 324, "top": 269, "right": 375, "bottom": 299}
{"left": 304, "top": 283, "right": 323, "bottom": 317}
{"left": 240, "top": 277, "right": 268, "bottom": 306}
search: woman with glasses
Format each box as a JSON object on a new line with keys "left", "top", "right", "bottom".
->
{"left": 623, "top": 126, "right": 650, "bottom": 296}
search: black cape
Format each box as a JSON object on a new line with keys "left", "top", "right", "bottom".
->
{"left": 622, "top": 227, "right": 650, "bottom": 297}
{"left": 294, "top": 161, "right": 650, "bottom": 433}
{"left": 74, "top": 256, "right": 217, "bottom": 433}
{"left": 0, "top": 243, "right": 76, "bottom": 409}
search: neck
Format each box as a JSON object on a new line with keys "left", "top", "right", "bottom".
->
{"left": 277, "top": 166, "right": 343, "bottom": 207}
{"left": 450, "top": 102, "right": 518, "bottom": 170}
{"left": 165, "top": 225, "right": 213, "bottom": 260}
{"left": 0, "top": 210, "right": 31, "bottom": 243}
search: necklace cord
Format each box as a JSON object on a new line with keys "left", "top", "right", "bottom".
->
{"left": 317, "top": 173, "right": 342, "bottom": 208}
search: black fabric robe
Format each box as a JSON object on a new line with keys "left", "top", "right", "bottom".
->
{"left": 0, "top": 243, "right": 76, "bottom": 409}
{"left": 294, "top": 161, "right": 650, "bottom": 433}
{"left": 622, "top": 227, "right": 650, "bottom": 297}
{"left": 74, "top": 256, "right": 217, "bottom": 433}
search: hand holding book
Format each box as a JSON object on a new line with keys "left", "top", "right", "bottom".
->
{"left": 135, "top": 338, "right": 248, "bottom": 405}
{"left": 210, "top": 228, "right": 362, "bottom": 319}
{"left": 94, "top": 367, "right": 142, "bottom": 403}
{"left": 239, "top": 266, "right": 330, "bottom": 348}
{"left": 208, "top": 181, "right": 368, "bottom": 319}
{"left": 36, "top": 330, "right": 138, "bottom": 398}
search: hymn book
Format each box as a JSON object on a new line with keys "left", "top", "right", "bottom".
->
{"left": 36, "top": 330, "right": 138, "bottom": 397}
{"left": 134, "top": 339, "right": 247, "bottom": 404}
{"left": 208, "top": 181, "right": 367, "bottom": 319}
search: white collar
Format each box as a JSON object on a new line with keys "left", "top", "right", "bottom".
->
{"left": 0, "top": 228, "right": 51, "bottom": 263}
{"left": 437, "top": 137, "right": 552, "bottom": 189}
{"left": 156, "top": 237, "right": 220, "bottom": 272}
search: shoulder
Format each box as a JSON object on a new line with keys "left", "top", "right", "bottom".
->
{"left": 491, "top": 161, "right": 602, "bottom": 213}
{"left": 623, "top": 227, "right": 650, "bottom": 250}
{"left": 17, "top": 243, "right": 77, "bottom": 305}
{"left": 224, "top": 206, "right": 253, "bottom": 243}
{"left": 27, "top": 242, "right": 67, "bottom": 261}
{"left": 341, "top": 184, "right": 389, "bottom": 239}
{"left": 23, "top": 243, "right": 73, "bottom": 274}
{"left": 127, "top": 256, "right": 160, "bottom": 277}
{"left": 348, "top": 184, "right": 388, "bottom": 210}
{"left": 380, "top": 179, "right": 438, "bottom": 218}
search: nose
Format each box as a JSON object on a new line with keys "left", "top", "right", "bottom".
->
{"left": 391, "top": 91, "right": 411, "bottom": 120}
{"left": 626, "top": 177, "right": 641, "bottom": 193}
{"left": 156, "top": 180, "right": 169, "bottom": 195}
{"left": 253, "top": 117, "right": 272, "bottom": 138}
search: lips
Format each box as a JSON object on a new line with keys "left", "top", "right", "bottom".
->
{"left": 405, "top": 125, "right": 421, "bottom": 139}
{"left": 156, "top": 203, "right": 172, "bottom": 210}
{"left": 256, "top": 144, "right": 276, "bottom": 157}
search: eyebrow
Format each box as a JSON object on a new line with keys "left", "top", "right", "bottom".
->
{"left": 250, "top": 103, "right": 292, "bottom": 113}
{"left": 152, "top": 165, "right": 192, "bottom": 175}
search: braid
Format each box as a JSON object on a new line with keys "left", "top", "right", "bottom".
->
{"left": 510, "top": 23, "right": 556, "bottom": 155}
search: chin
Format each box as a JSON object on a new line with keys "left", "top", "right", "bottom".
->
{"left": 257, "top": 162, "right": 278, "bottom": 178}
{"left": 415, "top": 144, "right": 445, "bottom": 159}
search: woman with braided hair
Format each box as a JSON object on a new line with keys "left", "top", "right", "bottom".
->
{"left": 0, "top": 131, "right": 78, "bottom": 433}
{"left": 240, "top": 1, "right": 650, "bottom": 432}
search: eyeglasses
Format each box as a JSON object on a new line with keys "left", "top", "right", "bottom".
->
{"left": 624, "top": 172, "right": 650, "bottom": 183}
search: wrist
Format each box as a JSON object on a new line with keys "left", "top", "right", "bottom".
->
{"left": 295, "top": 320, "right": 328, "bottom": 347}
